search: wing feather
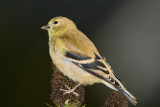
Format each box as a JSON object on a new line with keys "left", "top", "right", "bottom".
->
{"left": 65, "top": 51, "right": 110, "bottom": 77}
{"left": 65, "top": 51, "right": 121, "bottom": 88}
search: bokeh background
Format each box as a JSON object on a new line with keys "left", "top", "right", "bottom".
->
{"left": 1, "top": 0, "right": 160, "bottom": 107}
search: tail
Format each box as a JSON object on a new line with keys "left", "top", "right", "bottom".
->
{"left": 117, "top": 88, "right": 137, "bottom": 106}
{"left": 102, "top": 76, "right": 137, "bottom": 106}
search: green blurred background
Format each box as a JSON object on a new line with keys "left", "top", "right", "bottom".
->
{"left": 1, "top": 0, "right": 160, "bottom": 107}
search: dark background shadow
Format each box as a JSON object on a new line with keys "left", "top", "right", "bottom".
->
{"left": 1, "top": 0, "right": 160, "bottom": 107}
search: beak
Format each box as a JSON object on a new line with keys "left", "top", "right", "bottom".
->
{"left": 41, "top": 25, "right": 50, "bottom": 30}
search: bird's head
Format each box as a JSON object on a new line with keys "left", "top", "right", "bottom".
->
{"left": 41, "top": 16, "right": 77, "bottom": 37}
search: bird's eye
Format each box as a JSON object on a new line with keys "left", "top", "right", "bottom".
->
{"left": 54, "top": 21, "right": 58, "bottom": 24}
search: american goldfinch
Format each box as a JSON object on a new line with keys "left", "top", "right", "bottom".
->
{"left": 41, "top": 16, "right": 137, "bottom": 105}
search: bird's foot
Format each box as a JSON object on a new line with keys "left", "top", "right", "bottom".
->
{"left": 60, "top": 85, "right": 79, "bottom": 97}
{"left": 60, "top": 83, "right": 81, "bottom": 97}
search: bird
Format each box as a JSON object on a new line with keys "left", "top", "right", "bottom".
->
{"left": 41, "top": 16, "right": 137, "bottom": 105}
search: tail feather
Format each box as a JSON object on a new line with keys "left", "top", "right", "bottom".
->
{"left": 118, "top": 88, "right": 137, "bottom": 106}
{"left": 102, "top": 76, "right": 137, "bottom": 106}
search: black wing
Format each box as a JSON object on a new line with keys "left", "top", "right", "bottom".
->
{"left": 65, "top": 51, "right": 108, "bottom": 74}
{"left": 65, "top": 51, "right": 121, "bottom": 88}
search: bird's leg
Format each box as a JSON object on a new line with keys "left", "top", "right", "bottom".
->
{"left": 60, "top": 83, "right": 81, "bottom": 97}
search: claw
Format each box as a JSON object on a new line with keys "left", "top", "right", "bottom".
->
{"left": 60, "top": 83, "right": 81, "bottom": 97}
